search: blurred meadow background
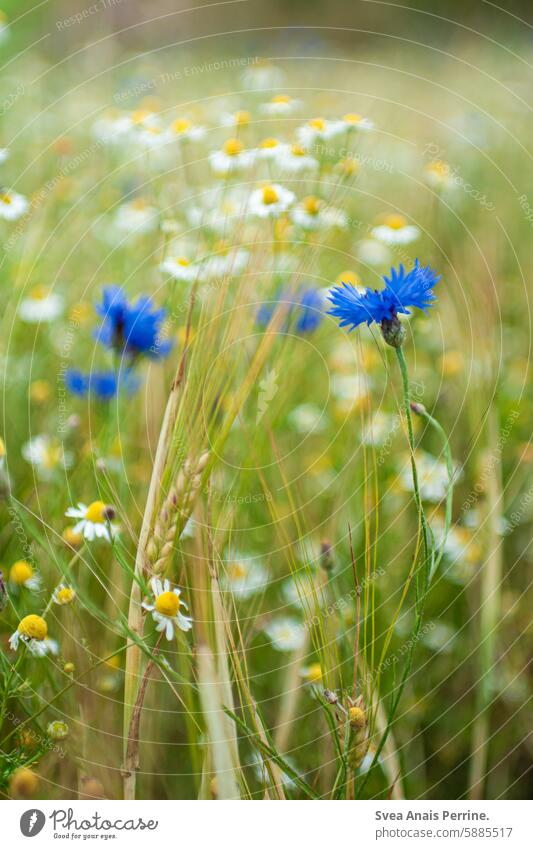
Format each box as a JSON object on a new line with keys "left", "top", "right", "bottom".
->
{"left": 0, "top": 0, "right": 531, "bottom": 801}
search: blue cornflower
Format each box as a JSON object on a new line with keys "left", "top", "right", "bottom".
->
{"left": 65, "top": 368, "right": 140, "bottom": 400}
{"left": 94, "top": 286, "right": 172, "bottom": 360}
{"left": 328, "top": 260, "right": 440, "bottom": 346}
{"left": 256, "top": 287, "right": 324, "bottom": 334}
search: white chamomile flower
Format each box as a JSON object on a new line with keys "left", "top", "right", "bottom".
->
{"left": 159, "top": 255, "right": 201, "bottom": 283}
{"left": 371, "top": 214, "right": 420, "bottom": 245}
{"left": 278, "top": 144, "right": 319, "bottom": 174}
{"left": 260, "top": 94, "right": 302, "bottom": 116}
{"left": 167, "top": 117, "right": 206, "bottom": 142}
{"left": 360, "top": 411, "right": 395, "bottom": 446}
{"left": 19, "top": 287, "right": 64, "bottom": 323}
{"left": 8, "top": 560, "right": 41, "bottom": 592}
{"left": 290, "top": 196, "right": 347, "bottom": 231}
{"left": 201, "top": 247, "right": 249, "bottom": 280}
{"left": 248, "top": 183, "right": 295, "bottom": 218}
{"left": 400, "top": 451, "right": 458, "bottom": 503}
{"left": 133, "top": 122, "right": 168, "bottom": 151}
{"left": 92, "top": 111, "right": 133, "bottom": 145}
{"left": 0, "top": 189, "right": 29, "bottom": 220}
{"left": 264, "top": 616, "right": 305, "bottom": 651}
{"left": 425, "top": 159, "right": 456, "bottom": 189}
{"left": 9, "top": 615, "right": 58, "bottom": 657}
{"left": 296, "top": 117, "right": 337, "bottom": 148}
{"left": 0, "top": 148, "right": 9, "bottom": 164}
{"left": 52, "top": 584, "right": 76, "bottom": 605}
{"left": 65, "top": 500, "right": 117, "bottom": 542}
{"left": 241, "top": 63, "right": 285, "bottom": 90}
{"left": 142, "top": 577, "right": 192, "bottom": 640}
{"left": 222, "top": 555, "right": 268, "bottom": 599}
{"left": 355, "top": 238, "right": 391, "bottom": 267}
{"left": 22, "top": 434, "right": 73, "bottom": 478}
{"left": 111, "top": 198, "right": 159, "bottom": 238}
{"left": 329, "top": 113, "right": 374, "bottom": 134}
{"left": 220, "top": 110, "right": 252, "bottom": 128}
{"left": 255, "top": 138, "right": 290, "bottom": 161}
{"left": 209, "top": 138, "right": 256, "bottom": 175}
{"left": 288, "top": 403, "right": 327, "bottom": 434}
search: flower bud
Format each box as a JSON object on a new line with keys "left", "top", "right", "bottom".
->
{"left": 380, "top": 316, "right": 406, "bottom": 348}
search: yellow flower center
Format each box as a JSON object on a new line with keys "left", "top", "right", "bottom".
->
{"left": 30, "top": 285, "right": 49, "bottom": 300}
{"left": 309, "top": 118, "right": 326, "bottom": 130}
{"left": 0, "top": 437, "right": 5, "bottom": 458}
{"left": 174, "top": 256, "right": 190, "bottom": 266}
{"left": 10, "top": 560, "right": 34, "bottom": 584}
{"left": 262, "top": 185, "right": 279, "bottom": 205}
{"left": 306, "top": 663, "right": 322, "bottom": 683}
{"left": 291, "top": 144, "right": 306, "bottom": 156}
{"left": 1, "top": 193, "right": 13, "bottom": 205}
{"left": 339, "top": 157, "right": 359, "bottom": 175}
{"left": 172, "top": 118, "right": 191, "bottom": 134}
{"left": 427, "top": 159, "right": 449, "bottom": 177}
{"left": 18, "top": 614, "right": 48, "bottom": 641}
{"left": 272, "top": 95, "right": 290, "bottom": 104}
{"left": 223, "top": 138, "right": 244, "bottom": 157}
{"left": 383, "top": 213, "right": 407, "bottom": 229}
{"left": 42, "top": 443, "right": 62, "bottom": 470}
{"left": 131, "top": 109, "right": 152, "bottom": 125}
{"left": 30, "top": 380, "right": 51, "bottom": 403}
{"left": 85, "top": 501, "right": 107, "bottom": 523}
{"left": 131, "top": 198, "right": 148, "bottom": 210}
{"left": 228, "top": 562, "right": 247, "bottom": 580}
{"left": 303, "top": 196, "right": 321, "bottom": 215}
{"left": 260, "top": 137, "right": 279, "bottom": 149}
{"left": 234, "top": 110, "right": 250, "bottom": 125}
{"left": 62, "top": 526, "right": 83, "bottom": 547}
{"left": 343, "top": 113, "right": 362, "bottom": 124}
{"left": 155, "top": 590, "right": 180, "bottom": 617}
{"left": 348, "top": 706, "right": 366, "bottom": 728}
{"left": 56, "top": 587, "right": 75, "bottom": 605}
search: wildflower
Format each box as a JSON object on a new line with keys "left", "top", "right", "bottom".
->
{"left": 200, "top": 247, "right": 249, "bottom": 281}
{"left": 92, "top": 110, "right": 133, "bottom": 144}
{"left": 355, "top": 238, "right": 391, "bottom": 266}
{"left": 0, "top": 188, "right": 28, "bottom": 220}
{"left": 257, "top": 288, "right": 324, "bottom": 333}
{"left": 222, "top": 555, "right": 268, "bottom": 599}
{"left": 330, "top": 113, "right": 374, "bottom": 134}
{"left": 249, "top": 183, "right": 295, "bottom": 218}
{"left": 328, "top": 260, "right": 440, "bottom": 347}
{"left": 9, "top": 560, "right": 41, "bottom": 592}
{"left": 22, "top": 434, "right": 73, "bottom": 477}
{"left": 65, "top": 368, "right": 140, "bottom": 400}
{"left": 0, "top": 12, "right": 9, "bottom": 43}
{"left": 221, "top": 110, "right": 251, "bottom": 127}
{"left": 241, "top": 62, "right": 285, "bottom": 90}
{"left": 142, "top": 577, "right": 192, "bottom": 639}
{"left": 425, "top": 159, "right": 455, "bottom": 189}
{"left": 52, "top": 584, "right": 76, "bottom": 605}
{"left": 64, "top": 661, "right": 75, "bottom": 674}
{"left": 278, "top": 143, "right": 319, "bottom": 174}
{"left": 256, "top": 137, "right": 290, "bottom": 160}
{"left": 30, "top": 379, "right": 52, "bottom": 403}
{"left": 62, "top": 526, "right": 84, "bottom": 549}
{"left": 0, "top": 148, "right": 8, "bottom": 163}
{"left": 65, "top": 500, "right": 117, "bottom": 542}
{"left": 109, "top": 198, "right": 158, "bottom": 239}
{"left": 9, "top": 767, "right": 39, "bottom": 798}
{"left": 18, "top": 286, "right": 64, "bottom": 322}
{"left": 209, "top": 138, "right": 255, "bottom": 175}
{"left": 301, "top": 662, "right": 323, "bottom": 684}
{"left": 399, "top": 450, "right": 456, "bottom": 502}
{"left": 291, "top": 195, "right": 347, "bottom": 231}
{"left": 288, "top": 403, "right": 327, "bottom": 434}
{"left": 372, "top": 214, "right": 420, "bottom": 245}
{"left": 47, "top": 720, "right": 69, "bottom": 740}
{"left": 260, "top": 94, "right": 301, "bottom": 115}
{"left": 94, "top": 286, "right": 171, "bottom": 360}
{"left": 296, "top": 117, "right": 337, "bottom": 147}
{"left": 264, "top": 616, "right": 305, "bottom": 651}
{"left": 159, "top": 255, "right": 201, "bottom": 283}
{"left": 9, "top": 614, "right": 58, "bottom": 656}
{"left": 167, "top": 117, "right": 206, "bottom": 141}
